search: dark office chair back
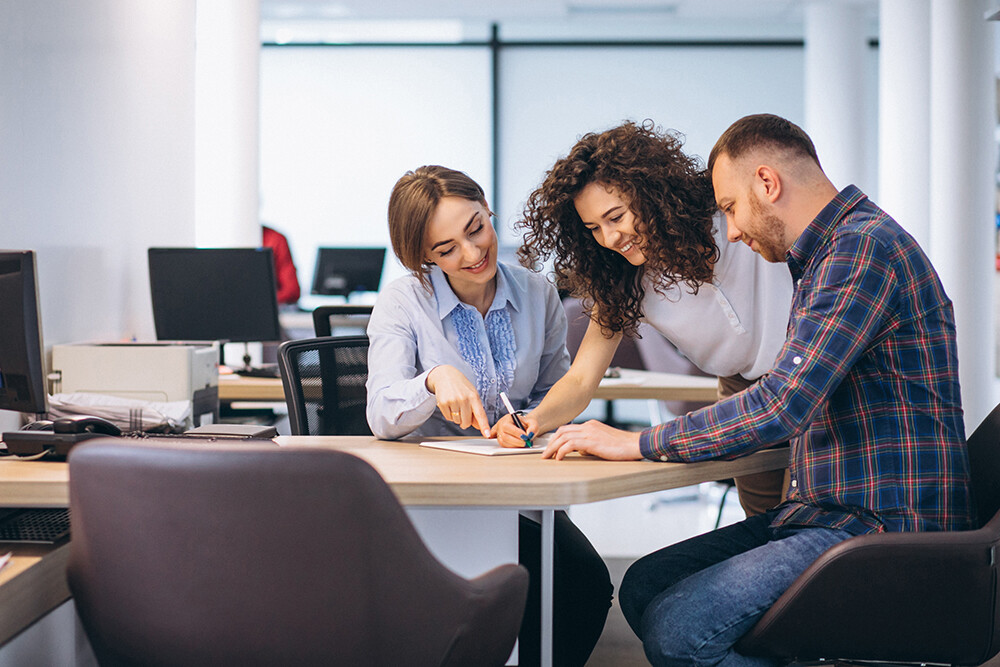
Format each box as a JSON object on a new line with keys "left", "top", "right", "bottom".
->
{"left": 311, "top": 304, "right": 373, "bottom": 337}
{"left": 66, "top": 439, "right": 528, "bottom": 667}
{"left": 967, "top": 399, "right": 1000, "bottom": 527}
{"left": 277, "top": 335, "right": 371, "bottom": 436}
{"left": 737, "top": 401, "right": 1000, "bottom": 666}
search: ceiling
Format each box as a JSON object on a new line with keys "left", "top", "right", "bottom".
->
{"left": 259, "top": 0, "right": 875, "bottom": 24}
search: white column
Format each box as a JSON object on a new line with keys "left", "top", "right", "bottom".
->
{"left": 194, "top": 0, "right": 261, "bottom": 248}
{"left": 878, "top": 0, "right": 931, "bottom": 250}
{"left": 804, "top": 0, "right": 870, "bottom": 190}
{"left": 929, "top": 0, "right": 996, "bottom": 430}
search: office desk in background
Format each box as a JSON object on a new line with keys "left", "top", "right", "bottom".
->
{"left": 0, "top": 437, "right": 788, "bottom": 667}
{"left": 217, "top": 367, "right": 720, "bottom": 404}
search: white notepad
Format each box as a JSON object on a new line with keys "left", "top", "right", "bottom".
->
{"left": 419, "top": 435, "right": 549, "bottom": 456}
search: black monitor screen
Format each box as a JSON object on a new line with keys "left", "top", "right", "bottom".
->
{"left": 148, "top": 247, "right": 282, "bottom": 343}
{"left": 0, "top": 250, "right": 48, "bottom": 415}
{"left": 311, "top": 247, "right": 386, "bottom": 297}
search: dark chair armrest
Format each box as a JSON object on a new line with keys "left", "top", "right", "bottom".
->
{"left": 442, "top": 564, "right": 529, "bottom": 667}
{"left": 737, "top": 528, "right": 998, "bottom": 665}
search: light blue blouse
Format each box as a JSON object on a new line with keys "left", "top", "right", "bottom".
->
{"left": 365, "top": 262, "right": 570, "bottom": 440}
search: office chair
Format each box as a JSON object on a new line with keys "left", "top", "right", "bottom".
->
{"left": 311, "top": 304, "right": 374, "bottom": 337}
{"left": 66, "top": 439, "right": 529, "bottom": 667}
{"left": 277, "top": 335, "right": 372, "bottom": 436}
{"left": 735, "top": 400, "right": 1000, "bottom": 665}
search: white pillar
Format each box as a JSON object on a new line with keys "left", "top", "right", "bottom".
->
{"left": 878, "top": 0, "right": 931, "bottom": 250}
{"left": 194, "top": 0, "right": 261, "bottom": 248}
{"left": 929, "top": 0, "right": 996, "bottom": 430}
{"left": 804, "top": 0, "right": 870, "bottom": 190}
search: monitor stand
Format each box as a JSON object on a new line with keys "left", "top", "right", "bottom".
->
{"left": 230, "top": 342, "right": 280, "bottom": 378}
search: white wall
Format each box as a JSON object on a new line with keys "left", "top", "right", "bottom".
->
{"left": 259, "top": 46, "right": 493, "bottom": 303}
{"left": 0, "top": 0, "right": 199, "bottom": 427}
{"left": 496, "top": 45, "right": 811, "bottom": 240}
{"left": 0, "top": 2, "right": 198, "bottom": 345}
{"left": 259, "top": 40, "right": 880, "bottom": 273}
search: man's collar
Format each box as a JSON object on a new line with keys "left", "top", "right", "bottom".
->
{"left": 786, "top": 185, "right": 867, "bottom": 279}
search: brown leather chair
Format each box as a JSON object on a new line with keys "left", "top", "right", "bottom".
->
{"left": 735, "top": 401, "right": 1000, "bottom": 665}
{"left": 66, "top": 439, "right": 528, "bottom": 667}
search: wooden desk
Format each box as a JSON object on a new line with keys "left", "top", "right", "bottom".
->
{"left": 595, "top": 368, "right": 717, "bottom": 402}
{"left": 217, "top": 374, "right": 285, "bottom": 402}
{"left": 0, "top": 438, "right": 786, "bottom": 509}
{"left": 0, "top": 543, "right": 71, "bottom": 647}
{"left": 216, "top": 368, "right": 720, "bottom": 404}
{"left": 0, "top": 438, "right": 788, "bottom": 667}
{"left": 273, "top": 436, "right": 782, "bottom": 506}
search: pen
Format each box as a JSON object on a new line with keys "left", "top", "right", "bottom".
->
{"left": 499, "top": 392, "right": 533, "bottom": 447}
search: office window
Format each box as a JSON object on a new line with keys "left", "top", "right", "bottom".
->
{"left": 259, "top": 46, "right": 492, "bottom": 292}
{"left": 495, "top": 45, "right": 808, "bottom": 243}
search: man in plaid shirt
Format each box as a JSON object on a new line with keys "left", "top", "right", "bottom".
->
{"left": 542, "top": 114, "right": 974, "bottom": 667}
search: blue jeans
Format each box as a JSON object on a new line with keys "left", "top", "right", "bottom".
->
{"left": 619, "top": 511, "right": 852, "bottom": 667}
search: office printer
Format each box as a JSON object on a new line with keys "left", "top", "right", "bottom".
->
{"left": 51, "top": 342, "right": 220, "bottom": 427}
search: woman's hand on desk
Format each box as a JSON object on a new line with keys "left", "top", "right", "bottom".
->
{"left": 542, "top": 420, "right": 643, "bottom": 461}
{"left": 493, "top": 413, "right": 540, "bottom": 448}
{"left": 426, "top": 365, "right": 491, "bottom": 437}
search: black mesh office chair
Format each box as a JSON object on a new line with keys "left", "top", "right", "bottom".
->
{"left": 277, "top": 336, "right": 372, "bottom": 436}
{"left": 311, "top": 304, "right": 374, "bottom": 337}
{"left": 736, "top": 400, "right": 1000, "bottom": 665}
{"left": 67, "top": 439, "right": 529, "bottom": 666}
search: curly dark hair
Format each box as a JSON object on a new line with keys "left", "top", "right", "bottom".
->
{"left": 517, "top": 120, "right": 718, "bottom": 337}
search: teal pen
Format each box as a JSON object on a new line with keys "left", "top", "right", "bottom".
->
{"left": 499, "top": 391, "right": 532, "bottom": 447}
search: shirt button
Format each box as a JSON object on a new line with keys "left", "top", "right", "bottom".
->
{"left": 660, "top": 455, "right": 668, "bottom": 462}
{"left": 792, "top": 356, "right": 802, "bottom": 365}
{"left": 791, "top": 479, "right": 798, "bottom": 487}
{"left": 797, "top": 279, "right": 802, "bottom": 286}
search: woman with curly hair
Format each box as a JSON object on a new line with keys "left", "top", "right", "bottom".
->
{"left": 498, "top": 120, "right": 793, "bottom": 517}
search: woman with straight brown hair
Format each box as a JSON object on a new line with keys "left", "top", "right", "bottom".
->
{"left": 365, "top": 165, "right": 612, "bottom": 666}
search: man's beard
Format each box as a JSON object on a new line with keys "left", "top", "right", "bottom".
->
{"left": 746, "top": 192, "right": 787, "bottom": 263}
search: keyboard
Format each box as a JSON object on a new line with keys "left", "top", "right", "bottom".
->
{"left": 0, "top": 508, "right": 71, "bottom": 544}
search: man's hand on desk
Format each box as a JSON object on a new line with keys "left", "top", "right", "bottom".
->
{"left": 542, "top": 420, "right": 643, "bottom": 461}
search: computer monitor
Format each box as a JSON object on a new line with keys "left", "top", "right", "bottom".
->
{"left": 310, "top": 247, "right": 386, "bottom": 298}
{"left": 148, "top": 247, "right": 283, "bottom": 345}
{"left": 0, "top": 250, "right": 48, "bottom": 417}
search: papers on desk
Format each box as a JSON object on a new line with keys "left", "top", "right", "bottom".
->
{"left": 420, "top": 435, "right": 551, "bottom": 456}
{"left": 48, "top": 392, "right": 191, "bottom": 432}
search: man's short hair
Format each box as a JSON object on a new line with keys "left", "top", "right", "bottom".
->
{"left": 708, "top": 114, "right": 820, "bottom": 172}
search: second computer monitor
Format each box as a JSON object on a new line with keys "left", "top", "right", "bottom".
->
{"left": 310, "top": 247, "right": 386, "bottom": 298}
{"left": 148, "top": 247, "right": 283, "bottom": 343}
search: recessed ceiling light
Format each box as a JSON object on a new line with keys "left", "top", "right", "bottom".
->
{"left": 566, "top": 1, "right": 678, "bottom": 15}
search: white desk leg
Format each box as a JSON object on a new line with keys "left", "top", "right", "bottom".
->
{"left": 540, "top": 508, "right": 554, "bottom": 667}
